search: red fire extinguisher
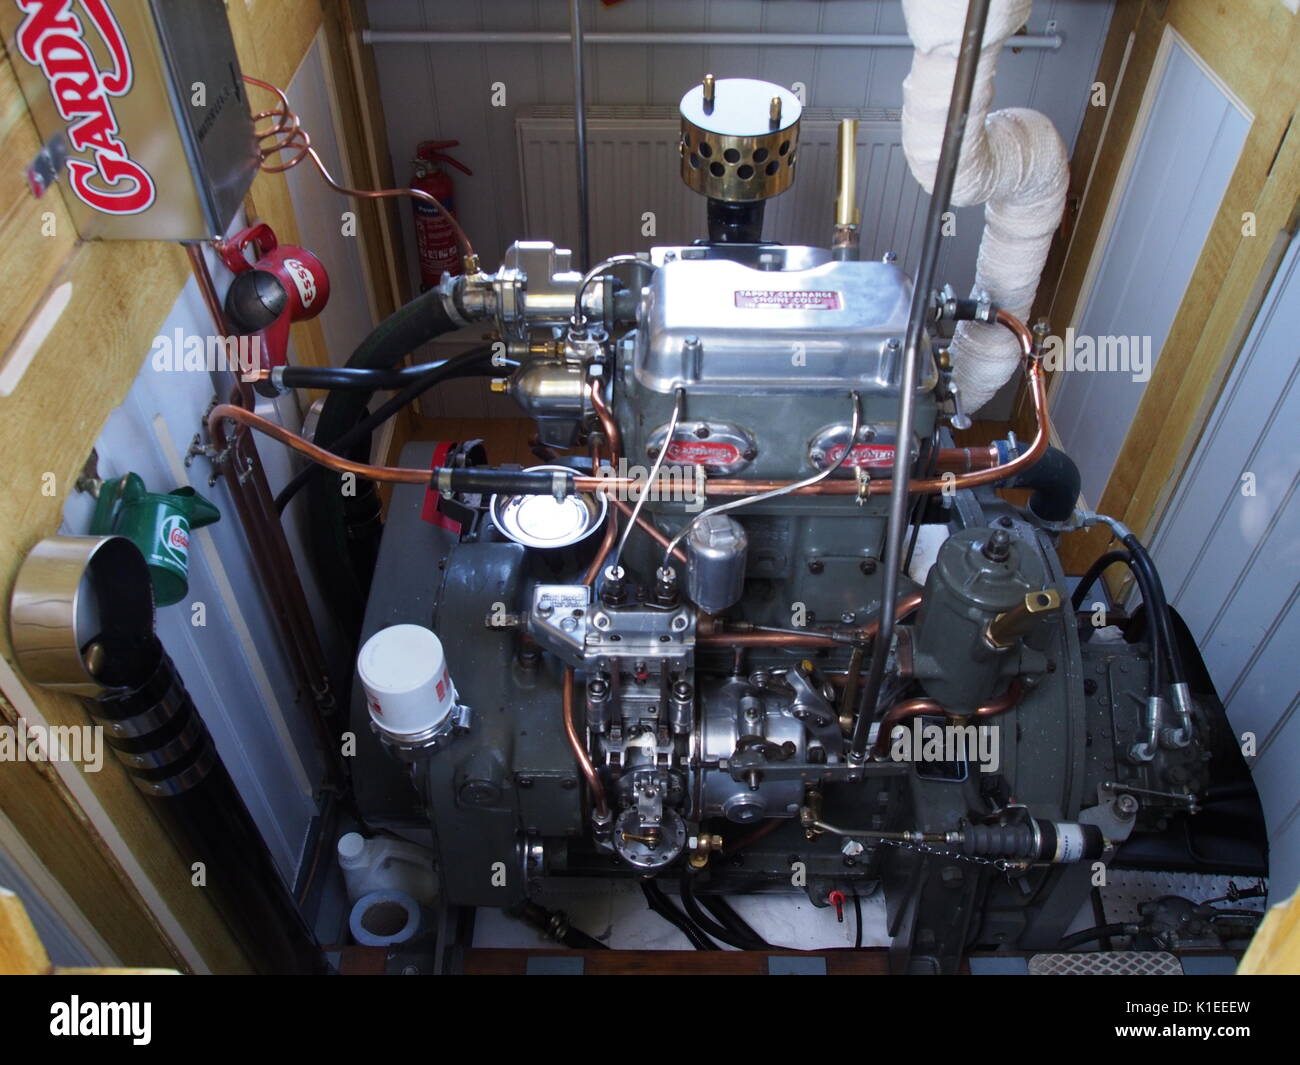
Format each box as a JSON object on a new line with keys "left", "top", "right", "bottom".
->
{"left": 412, "top": 140, "right": 471, "bottom": 291}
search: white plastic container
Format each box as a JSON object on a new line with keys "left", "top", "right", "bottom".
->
{"left": 336, "top": 831, "right": 436, "bottom": 905}
{"left": 357, "top": 623, "right": 457, "bottom": 736}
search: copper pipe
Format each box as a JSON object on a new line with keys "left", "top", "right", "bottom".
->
{"left": 584, "top": 506, "right": 619, "bottom": 585}
{"left": 208, "top": 404, "right": 432, "bottom": 483}
{"left": 243, "top": 76, "right": 477, "bottom": 269}
{"left": 583, "top": 438, "right": 618, "bottom": 586}
{"left": 562, "top": 667, "right": 608, "bottom": 818}
{"left": 697, "top": 631, "right": 848, "bottom": 648}
{"left": 872, "top": 678, "right": 1025, "bottom": 758}
{"left": 697, "top": 591, "right": 923, "bottom": 648}
{"left": 609, "top": 498, "right": 688, "bottom": 563}
{"left": 935, "top": 445, "right": 1000, "bottom": 472}
{"left": 186, "top": 243, "right": 231, "bottom": 335}
{"left": 970, "top": 678, "right": 1025, "bottom": 718}
{"left": 588, "top": 378, "right": 622, "bottom": 458}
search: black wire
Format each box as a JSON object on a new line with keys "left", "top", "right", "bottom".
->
{"left": 640, "top": 880, "right": 718, "bottom": 950}
{"left": 274, "top": 344, "right": 496, "bottom": 513}
{"left": 679, "top": 873, "right": 766, "bottom": 951}
{"left": 1059, "top": 923, "right": 1133, "bottom": 951}
{"left": 700, "top": 895, "right": 771, "bottom": 949}
{"left": 852, "top": 889, "right": 863, "bottom": 949}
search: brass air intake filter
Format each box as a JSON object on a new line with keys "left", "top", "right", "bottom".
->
{"left": 680, "top": 76, "right": 803, "bottom": 204}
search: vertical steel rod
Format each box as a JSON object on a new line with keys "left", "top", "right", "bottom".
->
{"left": 849, "top": 0, "right": 992, "bottom": 761}
{"left": 569, "top": 0, "right": 591, "bottom": 269}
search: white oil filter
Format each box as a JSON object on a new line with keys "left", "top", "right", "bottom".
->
{"left": 357, "top": 623, "right": 457, "bottom": 737}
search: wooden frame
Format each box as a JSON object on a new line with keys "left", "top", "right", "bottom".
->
{"left": 1025, "top": 0, "right": 1300, "bottom": 575}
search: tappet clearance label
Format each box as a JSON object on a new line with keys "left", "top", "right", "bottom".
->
{"left": 734, "top": 289, "right": 842, "bottom": 310}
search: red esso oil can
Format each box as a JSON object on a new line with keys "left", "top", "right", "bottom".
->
{"left": 412, "top": 140, "right": 471, "bottom": 291}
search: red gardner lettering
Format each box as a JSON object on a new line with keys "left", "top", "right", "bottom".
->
{"left": 14, "top": 0, "right": 155, "bottom": 215}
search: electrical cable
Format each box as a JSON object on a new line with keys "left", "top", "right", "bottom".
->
{"left": 640, "top": 880, "right": 718, "bottom": 951}
{"left": 678, "top": 872, "right": 768, "bottom": 951}
{"left": 1059, "top": 923, "right": 1136, "bottom": 951}
{"left": 700, "top": 895, "right": 771, "bottom": 950}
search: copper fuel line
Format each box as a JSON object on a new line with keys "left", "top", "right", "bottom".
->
{"left": 242, "top": 75, "right": 478, "bottom": 272}
{"left": 871, "top": 679, "right": 1026, "bottom": 760}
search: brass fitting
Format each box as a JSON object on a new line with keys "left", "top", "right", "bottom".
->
{"left": 985, "top": 588, "right": 1062, "bottom": 649}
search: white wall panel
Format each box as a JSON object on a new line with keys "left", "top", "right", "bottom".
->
{"left": 1051, "top": 28, "right": 1252, "bottom": 500}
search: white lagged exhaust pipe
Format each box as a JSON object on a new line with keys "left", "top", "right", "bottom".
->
{"left": 900, "top": 0, "right": 1068, "bottom": 412}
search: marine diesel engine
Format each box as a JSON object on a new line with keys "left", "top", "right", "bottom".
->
{"left": 345, "top": 77, "right": 1264, "bottom": 972}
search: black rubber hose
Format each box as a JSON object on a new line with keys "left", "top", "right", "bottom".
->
{"left": 1075, "top": 547, "right": 1165, "bottom": 698}
{"left": 276, "top": 344, "right": 496, "bottom": 514}
{"left": 305, "top": 286, "right": 473, "bottom": 638}
{"left": 279, "top": 360, "right": 499, "bottom": 391}
{"left": 1005, "top": 444, "right": 1082, "bottom": 522}
{"left": 640, "top": 881, "right": 718, "bottom": 951}
{"left": 852, "top": 889, "right": 863, "bottom": 949}
{"left": 1122, "top": 533, "right": 1188, "bottom": 687}
{"left": 1071, "top": 549, "right": 1131, "bottom": 611}
{"left": 700, "top": 894, "right": 771, "bottom": 949}
{"left": 1059, "top": 923, "right": 1135, "bottom": 951}
{"left": 679, "top": 873, "right": 766, "bottom": 951}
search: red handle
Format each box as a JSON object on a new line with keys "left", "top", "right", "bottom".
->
{"left": 828, "top": 890, "right": 846, "bottom": 923}
{"left": 417, "top": 139, "right": 473, "bottom": 177}
{"left": 218, "top": 223, "right": 279, "bottom": 273}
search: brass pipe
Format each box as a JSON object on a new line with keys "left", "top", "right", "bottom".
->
{"left": 834, "top": 118, "right": 860, "bottom": 226}
{"left": 832, "top": 118, "right": 861, "bottom": 256}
